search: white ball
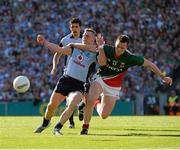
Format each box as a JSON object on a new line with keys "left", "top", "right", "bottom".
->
{"left": 13, "top": 76, "right": 30, "bottom": 93}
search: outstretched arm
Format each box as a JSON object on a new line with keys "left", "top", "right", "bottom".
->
{"left": 143, "top": 58, "right": 173, "bottom": 85}
{"left": 70, "top": 43, "right": 96, "bottom": 53}
{"left": 37, "top": 35, "right": 72, "bottom": 55}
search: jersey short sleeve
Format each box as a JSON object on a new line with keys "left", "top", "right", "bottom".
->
{"left": 59, "top": 37, "right": 65, "bottom": 47}
{"left": 103, "top": 45, "right": 115, "bottom": 57}
{"left": 59, "top": 38, "right": 65, "bottom": 47}
{"left": 129, "top": 54, "right": 144, "bottom": 66}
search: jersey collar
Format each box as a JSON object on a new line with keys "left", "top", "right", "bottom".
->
{"left": 114, "top": 49, "right": 126, "bottom": 59}
{"left": 70, "top": 32, "right": 83, "bottom": 38}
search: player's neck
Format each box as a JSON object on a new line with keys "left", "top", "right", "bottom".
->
{"left": 115, "top": 48, "right": 124, "bottom": 57}
{"left": 72, "top": 33, "right": 80, "bottom": 38}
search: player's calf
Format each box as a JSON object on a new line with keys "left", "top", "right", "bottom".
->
{"left": 69, "top": 112, "right": 75, "bottom": 128}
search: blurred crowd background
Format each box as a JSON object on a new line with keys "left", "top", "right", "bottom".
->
{"left": 0, "top": 0, "right": 179, "bottom": 115}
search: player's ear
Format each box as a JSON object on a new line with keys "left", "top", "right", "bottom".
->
{"left": 69, "top": 24, "right": 72, "bottom": 31}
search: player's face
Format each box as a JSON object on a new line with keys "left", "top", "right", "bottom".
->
{"left": 82, "top": 31, "right": 95, "bottom": 45}
{"left": 115, "top": 39, "right": 128, "bottom": 54}
{"left": 70, "top": 23, "right": 81, "bottom": 37}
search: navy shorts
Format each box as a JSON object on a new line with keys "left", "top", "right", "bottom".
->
{"left": 54, "top": 75, "right": 84, "bottom": 96}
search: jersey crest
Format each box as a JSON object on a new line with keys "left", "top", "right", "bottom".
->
{"left": 77, "top": 54, "right": 84, "bottom": 62}
{"left": 120, "top": 62, "right": 125, "bottom": 68}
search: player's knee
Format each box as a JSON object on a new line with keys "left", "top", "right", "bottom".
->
{"left": 86, "top": 98, "right": 95, "bottom": 106}
{"left": 47, "top": 103, "right": 55, "bottom": 112}
{"left": 100, "top": 112, "right": 109, "bottom": 119}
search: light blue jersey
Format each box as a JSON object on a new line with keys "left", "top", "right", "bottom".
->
{"left": 61, "top": 33, "right": 82, "bottom": 46}
{"left": 60, "top": 33, "right": 82, "bottom": 74}
{"left": 65, "top": 48, "right": 97, "bottom": 82}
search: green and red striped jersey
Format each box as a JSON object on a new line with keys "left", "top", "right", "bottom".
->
{"left": 97, "top": 45, "right": 144, "bottom": 87}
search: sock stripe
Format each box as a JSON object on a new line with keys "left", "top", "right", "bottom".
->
{"left": 82, "top": 124, "right": 89, "bottom": 129}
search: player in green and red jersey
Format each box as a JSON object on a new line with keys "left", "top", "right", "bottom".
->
{"left": 71, "top": 34, "right": 172, "bottom": 135}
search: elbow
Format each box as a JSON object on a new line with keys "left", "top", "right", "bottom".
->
{"left": 143, "top": 58, "right": 153, "bottom": 68}
{"left": 55, "top": 46, "right": 62, "bottom": 54}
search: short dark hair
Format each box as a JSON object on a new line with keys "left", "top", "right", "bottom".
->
{"left": 117, "top": 35, "right": 129, "bottom": 44}
{"left": 84, "top": 28, "right": 96, "bottom": 36}
{"left": 70, "top": 17, "right": 82, "bottom": 26}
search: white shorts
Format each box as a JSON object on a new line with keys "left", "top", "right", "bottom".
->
{"left": 93, "top": 75, "right": 121, "bottom": 98}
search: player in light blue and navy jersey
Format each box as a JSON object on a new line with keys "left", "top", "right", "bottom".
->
{"left": 35, "top": 28, "right": 98, "bottom": 135}
{"left": 51, "top": 18, "right": 82, "bottom": 128}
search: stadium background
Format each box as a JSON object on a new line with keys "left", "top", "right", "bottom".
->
{"left": 0, "top": 0, "right": 179, "bottom": 116}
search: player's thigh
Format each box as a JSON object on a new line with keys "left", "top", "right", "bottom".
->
{"left": 88, "top": 81, "right": 103, "bottom": 102}
{"left": 48, "top": 91, "right": 66, "bottom": 108}
{"left": 101, "top": 95, "right": 116, "bottom": 116}
{"left": 68, "top": 91, "right": 83, "bottom": 107}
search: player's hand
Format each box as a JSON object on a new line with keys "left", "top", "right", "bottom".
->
{"left": 51, "top": 68, "right": 56, "bottom": 76}
{"left": 96, "top": 33, "right": 105, "bottom": 47}
{"left": 37, "top": 35, "right": 46, "bottom": 45}
{"left": 162, "top": 76, "right": 173, "bottom": 86}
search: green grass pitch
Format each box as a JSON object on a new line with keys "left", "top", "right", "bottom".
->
{"left": 0, "top": 116, "right": 180, "bottom": 149}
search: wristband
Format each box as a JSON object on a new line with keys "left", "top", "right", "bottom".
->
{"left": 98, "top": 45, "right": 104, "bottom": 49}
{"left": 160, "top": 73, "right": 165, "bottom": 79}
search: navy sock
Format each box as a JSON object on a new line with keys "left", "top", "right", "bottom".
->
{"left": 42, "top": 118, "right": 50, "bottom": 127}
{"left": 54, "top": 122, "right": 63, "bottom": 130}
{"left": 69, "top": 112, "right": 74, "bottom": 125}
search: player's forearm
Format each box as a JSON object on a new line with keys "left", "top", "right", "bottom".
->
{"left": 72, "top": 43, "right": 96, "bottom": 52}
{"left": 97, "top": 47, "right": 107, "bottom": 66}
{"left": 143, "top": 59, "right": 165, "bottom": 79}
{"left": 44, "top": 40, "right": 63, "bottom": 54}
{"left": 52, "top": 52, "right": 61, "bottom": 69}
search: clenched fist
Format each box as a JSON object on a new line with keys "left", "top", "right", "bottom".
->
{"left": 37, "top": 35, "right": 46, "bottom": 45}
{"left": 162, "top": 76, "right": 173, "bottom": 86}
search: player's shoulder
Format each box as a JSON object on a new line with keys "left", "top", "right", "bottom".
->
{"left": 124, "top": 49, "right": 144, "bottom": 63}
{"left": 104, "top": 44, "right": 114, "bottom": 50}
{"left": 103, "top": 44, "right": 115, "bottom": 54}
{"left": 125, "top": 49, "right": 133, "bottom": 55}
{"left": 61, "top": 34, "right": 72, "bottom": 42}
